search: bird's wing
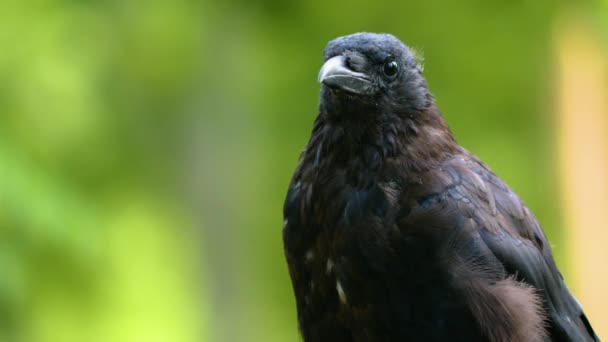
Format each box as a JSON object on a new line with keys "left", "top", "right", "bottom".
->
{"left": 406, "top": 153, "right": 599, "bottom": 341}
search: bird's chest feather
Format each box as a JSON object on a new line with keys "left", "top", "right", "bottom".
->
{"left": 286, "top": 153, "right": 397, "bottom": 266}
{"left": 284, "top": 163, "right": 396, "bottom": 335}
{"left": 283, "top": 155, "right": 482, "bottom": 341}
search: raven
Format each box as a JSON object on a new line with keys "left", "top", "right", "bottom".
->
{"left": 283, "top": 33, "right": 599, "bottom": 342}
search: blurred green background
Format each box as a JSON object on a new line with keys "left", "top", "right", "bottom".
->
{"left": 1, "top": 1, "right": 607, "bottom": 341}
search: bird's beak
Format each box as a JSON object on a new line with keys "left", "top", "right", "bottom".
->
{"left": 318, "top": 55, "right": 374, "bottom": 95}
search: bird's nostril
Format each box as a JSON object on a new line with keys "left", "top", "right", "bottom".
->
{"left": 344, "top": 56, "right": 353, "bottom": 70}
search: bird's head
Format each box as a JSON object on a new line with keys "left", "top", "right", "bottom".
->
{"left": 318, "top": 33, "right": 430, "bottom": 117}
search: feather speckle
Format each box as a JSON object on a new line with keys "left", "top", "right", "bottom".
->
{"left": 336, "top": 281, "right": 347, "bottom": 304}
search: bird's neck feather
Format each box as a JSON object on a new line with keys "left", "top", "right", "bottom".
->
{"left": 305, "top": 104, "right": 460, "bottom": 181}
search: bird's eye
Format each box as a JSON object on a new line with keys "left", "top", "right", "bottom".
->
{"left": 383, "top": 61, "right": 399, "bottom": 77}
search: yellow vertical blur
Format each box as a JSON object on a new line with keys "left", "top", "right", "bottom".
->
{"left": 555, "top": 15, "right": 608, "bottom": 338}
{"left": 98, "top": 196, "right": 207, "bottom": 342}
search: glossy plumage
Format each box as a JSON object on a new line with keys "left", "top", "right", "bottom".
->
{"left": 283, "top": 33, "right": 598, "bottom": 342}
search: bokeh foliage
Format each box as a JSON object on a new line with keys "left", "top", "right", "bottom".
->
{"left": 0, "top": 0, "right": 605, "bottom": 341}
